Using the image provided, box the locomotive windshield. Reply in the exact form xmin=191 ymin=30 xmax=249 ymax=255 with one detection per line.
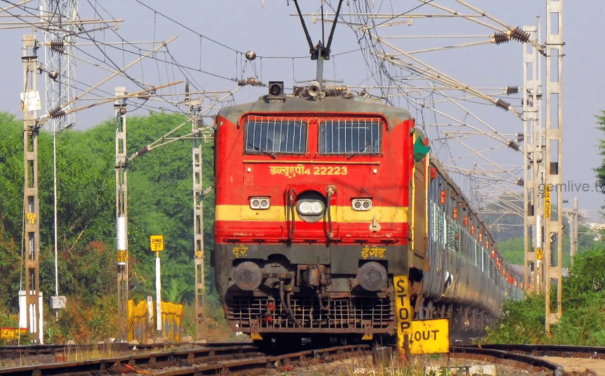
xmin=319 ymin=119 xmax=381 ymax=155
xmin=245 ymin=116 xmax=307 ymax=154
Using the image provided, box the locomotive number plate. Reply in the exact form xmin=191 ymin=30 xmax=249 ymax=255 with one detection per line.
xmin=311 ymin=166 xmax=348 ymax=175
xmin=393 ymin=276 xmax=413 ymax=354
xmin=269 ymin=165 xmax=348 ymax=179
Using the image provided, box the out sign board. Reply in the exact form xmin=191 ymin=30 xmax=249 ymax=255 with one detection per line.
xmin=409 ymin=319 xmax=450 ymax=355
xmin=150 ymin=235 xmax=164 ymax=252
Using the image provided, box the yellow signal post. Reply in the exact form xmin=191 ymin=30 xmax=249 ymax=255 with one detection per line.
xmin=394 ymin=276 xmax=413 ymax=361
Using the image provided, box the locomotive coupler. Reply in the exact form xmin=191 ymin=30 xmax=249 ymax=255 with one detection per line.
xmin=298 ymin=265 xmax=331 ymax=289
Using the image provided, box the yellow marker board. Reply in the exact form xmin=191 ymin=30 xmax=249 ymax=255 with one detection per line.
xmin=393 ymin=276 xmax=413 ymax=353
xmin=409 ymin=319 xmax=450 ymax=355
xmin=150 ymin=235 xmax=164 ymax=252
xmin=544 ymin=184 xmax=551 ymax=219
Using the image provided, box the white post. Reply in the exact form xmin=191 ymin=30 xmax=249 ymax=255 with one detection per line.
xmin=18 ymin=291 xmax=26 ymax=329
xmin=147 ymin=295 xmax=153 ymax=327
xmin=38 ymin=292 xmax=44 ymax=344
xmin=156 ymin=252 xmax=162 ymax=336
xmin=53 ymin=122 xmax=59 ymax=323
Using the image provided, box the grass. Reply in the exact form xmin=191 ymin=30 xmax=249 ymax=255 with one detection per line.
xmin=0 ymin=344 xmax=180 ymax=369
xmin=283 ymin=352 xmax=484 ymax=376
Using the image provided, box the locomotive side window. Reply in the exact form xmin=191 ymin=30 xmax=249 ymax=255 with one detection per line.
xmin=319 ymin=119 xmax=381 ymax=155
xmin=245 ymin=116 xmax=308 ymax=154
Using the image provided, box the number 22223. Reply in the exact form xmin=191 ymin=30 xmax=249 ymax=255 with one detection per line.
xmin=313 ymin=166 xmax=348 ymax=175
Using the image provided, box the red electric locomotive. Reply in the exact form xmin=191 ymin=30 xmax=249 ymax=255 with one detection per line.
xmin=213 ymin=87 xmax=416 ymax=342
xmin=211 ymin=2 xmax=523 ymax=345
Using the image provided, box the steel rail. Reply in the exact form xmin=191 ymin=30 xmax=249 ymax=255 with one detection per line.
xmin=465 ymin=344 xmax=605 ymax=358
xmin=0 ymin=342 xmax=197 ymax=359
xmin=0 ymin=344 xmax=368 ymax=376
xmin=452 ymin=346 xmax=564 ymax=376
xmin=0 ymin=344 xmax=258 ymax=375
xmin=153 ymin=344 xmax=369 ymax=376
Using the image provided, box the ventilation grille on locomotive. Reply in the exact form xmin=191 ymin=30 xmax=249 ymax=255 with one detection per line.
xmin=245 ymin=116 xmax=307 ymax=154
xmin=319 ymin=118 xmax=381 ymax=155
xmin=227 ymin=296 xmax=393 ymax=330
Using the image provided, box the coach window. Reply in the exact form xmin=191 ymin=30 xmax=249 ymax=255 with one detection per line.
xmin=319 ymin=118 xmax=381 ymax=155
xmin=245 ymin=116 xmax=308 ymax=154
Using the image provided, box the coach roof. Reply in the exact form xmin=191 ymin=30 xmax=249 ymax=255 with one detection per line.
xmin=216 ymin=95 xmax=412 ymax=130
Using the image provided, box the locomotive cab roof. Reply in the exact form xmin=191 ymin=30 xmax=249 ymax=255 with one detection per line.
xmin=216 ymin=95 xmax=413 ymax=131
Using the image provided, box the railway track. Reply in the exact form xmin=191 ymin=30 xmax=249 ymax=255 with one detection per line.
xmin=452 ymin=345 xmax=564 ymax=375
xmin=0 ymin=343 xmax=369 ymax=376
xmin=0 ymin=342 xmax=253 ymax=359
xmin=467 ymin=343 xmax=605 ymax=359
xmin=5 ymin=342 xmax=605 ymax=375
xmin=0 ymin=343 xmax=188 ymax=355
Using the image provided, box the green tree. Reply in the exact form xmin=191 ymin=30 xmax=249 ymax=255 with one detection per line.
xmin=0 ymin=111 xmax=220 ymax=342
xmin=487 ymin=247 xmax=605 ymax=345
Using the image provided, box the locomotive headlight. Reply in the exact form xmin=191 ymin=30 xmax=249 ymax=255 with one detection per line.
xmin=352 ymin=199 xmax=372 ymax=211
xmin=250 ymin=197 xmax=270 ymax=210
xmin=297 ymin=200 xmax=324 ymax=215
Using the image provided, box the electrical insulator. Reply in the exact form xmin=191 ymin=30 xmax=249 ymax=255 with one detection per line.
xmin=245 ymin=51 xmax=256 ymax=61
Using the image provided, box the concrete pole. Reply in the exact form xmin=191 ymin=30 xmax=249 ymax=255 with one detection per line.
xmin=188 ymin=83 xmax=205 ymax=341
xmin=522 ymin=24 xmax=542 ymax=294
xmin=544 ymin=0 xmax=564 ymax=332
xmin=115 ymin=87 xmax=129 ymax=341
xmin=570 ymin=198 xmax=578 ymax=260
xmin=21 ymin=34 xmax=43 ymax=344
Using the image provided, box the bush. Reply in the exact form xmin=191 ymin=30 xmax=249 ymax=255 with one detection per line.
xmin=487 ymin=247 xmax=605 ymax=345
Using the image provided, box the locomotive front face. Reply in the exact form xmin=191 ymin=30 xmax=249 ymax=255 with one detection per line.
xmin=213 ymin=96 xmax=414 ymax=339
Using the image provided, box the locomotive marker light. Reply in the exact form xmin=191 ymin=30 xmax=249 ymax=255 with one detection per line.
xmin=250 ymin=197 xmax=270 ymax=210
xmin=233 ymin=261 xmax=263 ymax=291
xmin=357 ymin=262 xmax=388 ymax=292
xmin=352 ymin=198 xmax=372 ymax=211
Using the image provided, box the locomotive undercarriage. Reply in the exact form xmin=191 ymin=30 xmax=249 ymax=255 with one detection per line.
xmin=214 ymin=243 xmax=408 ymax=338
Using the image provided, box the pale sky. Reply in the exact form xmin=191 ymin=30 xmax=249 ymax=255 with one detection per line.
xmin=0 ymin=0 xmax=603 ymax=221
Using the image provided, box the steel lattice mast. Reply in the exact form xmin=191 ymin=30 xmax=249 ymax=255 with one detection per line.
xmin=42 ymin=0 xmax=77 ymax=130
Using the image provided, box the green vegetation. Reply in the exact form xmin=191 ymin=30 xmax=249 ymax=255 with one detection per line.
xmin=487 ymin=111 xmax=605 ymax=345
xmin=487 ymin=247 xmax=605 ymax=345
xmin=0 ymin=111 xmax=223 ymax=343
xmin=497 ymin=232 xmax=601 ymax=268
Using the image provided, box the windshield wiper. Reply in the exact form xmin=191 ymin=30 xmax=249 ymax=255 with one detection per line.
xmin=248 ymin=143 xmax=277 ymax=159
